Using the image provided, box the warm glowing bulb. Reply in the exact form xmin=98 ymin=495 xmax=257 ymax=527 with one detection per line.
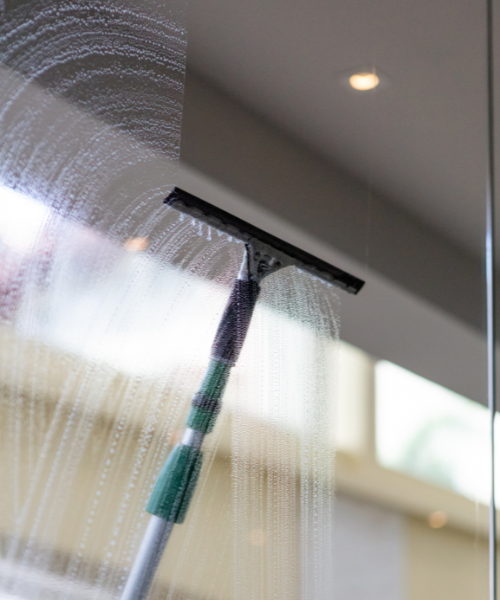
xmin=349 ymin=72 xmax=380 ymax=91
xmin=428 ymin=510 xmax=448 ymax=529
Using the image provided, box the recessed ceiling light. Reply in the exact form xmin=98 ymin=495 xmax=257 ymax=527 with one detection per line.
xmin=349 ymin=72 xmax=380 ymax=91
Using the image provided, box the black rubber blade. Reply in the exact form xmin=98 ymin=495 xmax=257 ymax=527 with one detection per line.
xmin=164 ymin=188 xmax=365 ymax=295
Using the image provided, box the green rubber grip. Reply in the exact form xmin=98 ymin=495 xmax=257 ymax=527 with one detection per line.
xmin=188 ymin=359 xmax=232 ymax=434
xmin=186 ymin=406 xmax=219 ymax=434
xmin=146 ymin=444 xmax=203 ymax=524
xmin=198 ymin=359 xmax=231 ymax=402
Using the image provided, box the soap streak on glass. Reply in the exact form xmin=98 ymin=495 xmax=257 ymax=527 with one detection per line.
xmin=0 ymin=2 xmax=342 ymax=599
xmin=0 ymin=0 xmax=189 ymax=597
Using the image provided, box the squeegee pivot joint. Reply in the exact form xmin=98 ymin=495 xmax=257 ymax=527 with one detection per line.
xmin=241 ymin=238 xmax=294 ymax=283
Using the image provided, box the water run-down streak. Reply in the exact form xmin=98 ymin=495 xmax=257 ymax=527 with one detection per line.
xmin=0 ymin=2 xmax=189 ymax=596
xmin=0 ymin=5 xmax=346 ymax=598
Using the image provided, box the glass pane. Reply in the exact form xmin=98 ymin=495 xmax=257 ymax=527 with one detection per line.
xmin=0 ymin=0 xmax=494 ymax=598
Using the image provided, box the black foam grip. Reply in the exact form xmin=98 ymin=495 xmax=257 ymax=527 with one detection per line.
xmin=211 ymin=280 xmax=260 ymax=365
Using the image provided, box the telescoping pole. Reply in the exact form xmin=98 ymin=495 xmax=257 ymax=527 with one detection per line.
xmin=121 ymin=246 xmax=269 ymax=600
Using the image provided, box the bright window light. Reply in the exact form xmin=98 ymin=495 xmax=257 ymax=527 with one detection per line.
xmin=376 ymin=360 xmax=492 ymax=504
xmin=0 ymin=185 xmax=51 ymax=253
xmin=0 ymin=183 xmax=333 ymax=437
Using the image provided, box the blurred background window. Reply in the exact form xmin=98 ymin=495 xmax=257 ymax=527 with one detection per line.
xmin=376 ymin=360 xmax=491 ymax=504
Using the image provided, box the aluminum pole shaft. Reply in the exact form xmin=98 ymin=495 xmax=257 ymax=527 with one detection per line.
xmin=120 ymin=249 xmax=276 ymax=600
xmin=120 ymin=517 xmax=174 ymax=600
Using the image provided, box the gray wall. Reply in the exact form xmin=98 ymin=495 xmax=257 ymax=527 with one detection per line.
xmin=331 ymin=494 xmax=405 ymax=600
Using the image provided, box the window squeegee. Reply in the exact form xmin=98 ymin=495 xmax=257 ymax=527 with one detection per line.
xmin=120 ymin=188 xmax=364 ymax=600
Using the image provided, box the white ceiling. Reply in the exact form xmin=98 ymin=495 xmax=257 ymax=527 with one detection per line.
xmin=186 ymin=0 xmax=490 ymax=258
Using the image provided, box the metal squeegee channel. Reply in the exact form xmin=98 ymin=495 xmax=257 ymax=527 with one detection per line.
xmin=164 ymin=188 xmax=365 ymax=294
